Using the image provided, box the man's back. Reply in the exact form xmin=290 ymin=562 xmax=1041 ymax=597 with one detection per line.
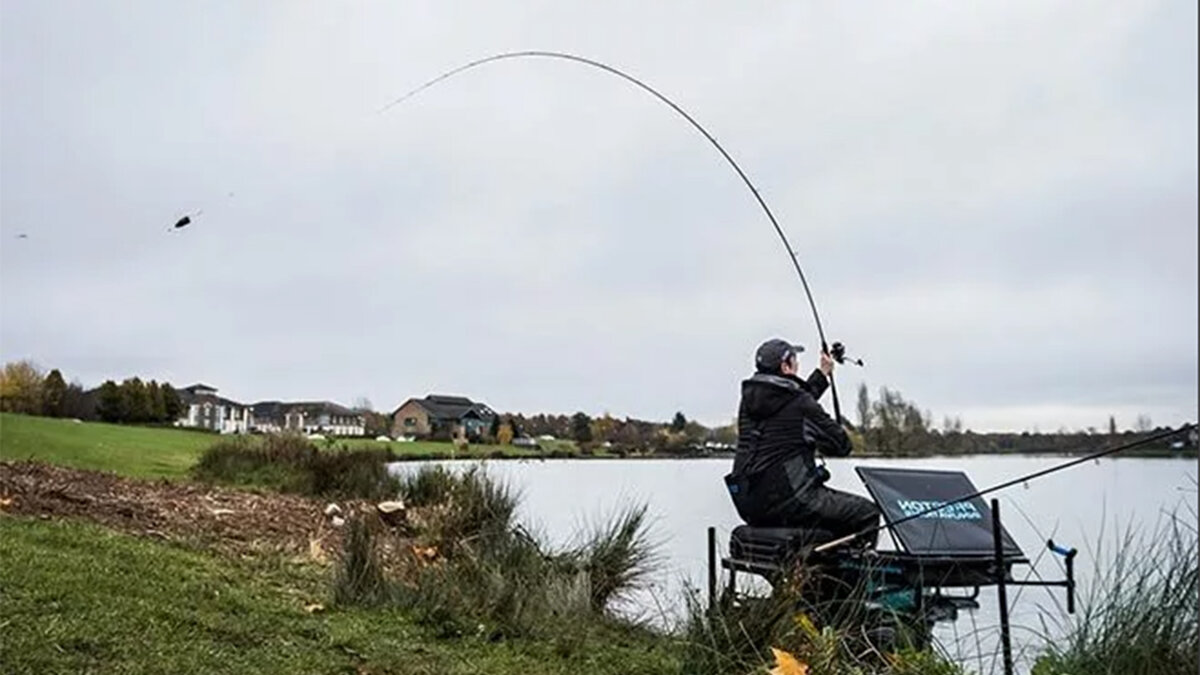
xmin=725 ymin=338 xmax=877 ymax=542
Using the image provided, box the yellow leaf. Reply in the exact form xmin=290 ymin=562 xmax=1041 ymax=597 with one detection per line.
xmin=768 ymin=647 xmax=809 ymax=675
xmin=793 ymin=611 xmax=818 ymax=638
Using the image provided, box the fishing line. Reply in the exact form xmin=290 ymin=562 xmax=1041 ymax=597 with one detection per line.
xmin=380 ymin=50 xmax=848 ymax=418
xmin=815 ymin=423 xmax=1197 ymax=552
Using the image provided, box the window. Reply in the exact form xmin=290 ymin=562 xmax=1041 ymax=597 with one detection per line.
xmin=404 ymin=417 xmax=417 ymax=427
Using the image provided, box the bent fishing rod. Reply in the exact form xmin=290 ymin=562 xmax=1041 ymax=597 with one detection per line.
xmin=813 ymin=422 xmax=1198 ymax=553
xmin=380 ymin=50 xmax=859 ymax=422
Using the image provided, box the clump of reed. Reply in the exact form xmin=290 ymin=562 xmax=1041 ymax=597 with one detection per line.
xmin=1032 ymin=504 xmax=1198 ymax=675
xmin=333 ymin=465 xmax=661 ymax=645
xmin=192 ymin=434 xmax=400 ymax=500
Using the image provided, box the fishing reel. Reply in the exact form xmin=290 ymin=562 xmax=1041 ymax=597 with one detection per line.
xmin=829 ymin=341 xmax=864 ymax=367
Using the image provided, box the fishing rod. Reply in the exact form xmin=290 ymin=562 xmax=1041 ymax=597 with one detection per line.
xmin=380 ymin=50 xmax=861 ymax=422
xmin=813 ymin=422 xmax=1198 ymax=553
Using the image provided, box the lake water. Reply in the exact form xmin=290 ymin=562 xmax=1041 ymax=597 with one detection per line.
xmin=390 ymin=455 xmax=1197 ymax=674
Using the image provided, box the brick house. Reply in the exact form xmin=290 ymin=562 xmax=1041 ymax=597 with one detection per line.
xmin=391 ymin=394 xmax=496 ymax=440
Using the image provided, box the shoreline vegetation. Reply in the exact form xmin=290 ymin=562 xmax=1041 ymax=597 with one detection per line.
xmin=2 ymin=360 xmax=1195 ymax=462
xmin=0 ymin=414 xmax=1193 ymax=483
xmin=2 ymin=412 xmax=1197 ymax=674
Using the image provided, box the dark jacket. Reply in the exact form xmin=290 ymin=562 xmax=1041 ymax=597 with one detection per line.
xmin=725 ymin=369 xmax=851 ymax=522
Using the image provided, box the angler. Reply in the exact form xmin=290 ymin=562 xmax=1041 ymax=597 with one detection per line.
xmin=724 ymin=338 xmax=879 ymax=547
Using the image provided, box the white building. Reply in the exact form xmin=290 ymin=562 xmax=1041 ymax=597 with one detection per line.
xmin=175 ymin=383 xmax=252 ymax=434
xmin=251 ymin=401 xmax=365 ymax=437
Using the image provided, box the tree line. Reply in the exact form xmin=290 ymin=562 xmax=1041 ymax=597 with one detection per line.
xmin=483 ymin=410 xmax=736 ymax=455
xmin=0 ymin=361 xmax=91 ymax=419
xmin=850 ymin=382 xmax=1183 ymax=456
xmin=0 ymin=360 xmax=185 ymax=425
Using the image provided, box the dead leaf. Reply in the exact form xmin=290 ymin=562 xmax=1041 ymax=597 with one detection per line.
xmin=304 ymin=603 xmax=325 ymax=614
xmin=768 ymin=647 xmax=809 ymax=675
xmin=308 ymin=537 xmax=328 ymax=564
xmin=0 ymin=496 xmax=14 ymax=510
xmin=411 ymin=544 xmax=439 ymax=563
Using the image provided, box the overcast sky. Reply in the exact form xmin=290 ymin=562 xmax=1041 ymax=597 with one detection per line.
xmin=1 ymin=1 xmax=1195 ymax=431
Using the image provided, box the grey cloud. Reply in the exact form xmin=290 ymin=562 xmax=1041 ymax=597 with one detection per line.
xmin=2 ymin=0 xmax=1195 ymax=431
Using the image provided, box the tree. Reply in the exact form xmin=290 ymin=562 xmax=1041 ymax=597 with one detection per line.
xmin=1108 ymin=415 xmax=1118 ymax=436
xmin=0 ymin=360 xmax=44 ymax=414
xmin=1135 ymin=414 xmax=1153 ymax=433
xmin=509 ymin=415 xmax=524 ymax=438
xmin=571 ymin=411 xmax=593 ymax=443
xmin=120 ymin=378 xmax=150 ymax=423
xmin=591 ymin=413 xmax=617 ymax=443
xmin=489 ymin=415 xmax=501 ymax=439
xmin=497 ymin=423 xmax=514 ymax=445
xmin=147 ymin=380 xmax=166 ymax=422
xmin=41 ymin=369 xmax=68 ymax=417
xmin=869 ymin=386 xmax=930 ymax=456
xmin=671 ymin=411 xmax=687 ymax=432
xmin=352 ymin=397 xmax=373 ymax=412
xmin=61 ymin=381 xmax=91 ymax=420
xmin=96 ymin=380 xmax=124 ymax=422
xmin=362 ymin=411 xmax=390 ymax=437
xmin=713 ymin=422 xmax=738 ymax=446
xmin=856 ymin=383 xmax=873 ymax=430
xmin=161 ymin=383 xmax=183 ymax=422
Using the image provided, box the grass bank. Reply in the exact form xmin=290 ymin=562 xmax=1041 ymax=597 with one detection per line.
xmin=0 ymin=413 xmax=584 ymax=483
xmin=0 ymin=412 xmax=216 ymax=478
xmin=0 ymin=516 xmax=677 ymax=674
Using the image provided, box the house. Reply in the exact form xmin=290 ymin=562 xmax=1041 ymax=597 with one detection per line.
xmin=391 ymin=394 xmax=496 ymax=440
xmin=175 ymin=383 xmax=252 ymax=434
xmin=250 ymin=401 xmax=365 ymax=436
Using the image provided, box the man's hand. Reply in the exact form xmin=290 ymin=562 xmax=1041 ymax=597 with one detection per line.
xmin=819 ymin=350 xmax=835 ymax=377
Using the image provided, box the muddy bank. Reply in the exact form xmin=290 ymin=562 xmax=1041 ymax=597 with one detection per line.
xmin=0 ymin=461 xmax=355 ymax=560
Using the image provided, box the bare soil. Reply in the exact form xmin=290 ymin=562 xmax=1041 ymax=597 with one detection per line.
xmin=0 ymin=460 xmax=363 ymax=561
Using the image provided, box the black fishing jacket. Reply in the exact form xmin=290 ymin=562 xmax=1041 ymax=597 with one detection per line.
xmin=726 ymin=370 xmax=852 ymax=521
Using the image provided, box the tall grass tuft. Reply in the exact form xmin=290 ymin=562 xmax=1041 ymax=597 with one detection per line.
xmin=192 ymin=434 xmax=400 ymax=499
xmin=336 ymin=465 xmax=660 ymax=643
xmin=396 ymin=464 xmax=518 ymax=544
xmin=571 ymin=504 xmax=660 ymax=613
xmin=333 ymin=517 xmax=388 ymax=606
xmin=1032 ymin=505 xmax=1199 ymax=675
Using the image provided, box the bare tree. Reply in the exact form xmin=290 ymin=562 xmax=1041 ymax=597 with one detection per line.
xmin=856 ymin=382 xmax=872 ymax=430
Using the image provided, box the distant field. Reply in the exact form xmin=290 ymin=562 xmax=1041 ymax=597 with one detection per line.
xmin=0 ymin=413 xmax=578 ymax=481
xmin=0 ymin=413 xmax=217 ymax=479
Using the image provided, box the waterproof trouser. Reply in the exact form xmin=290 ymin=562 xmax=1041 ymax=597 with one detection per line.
xmin=759 ymin=485 xmax=881 ymax=549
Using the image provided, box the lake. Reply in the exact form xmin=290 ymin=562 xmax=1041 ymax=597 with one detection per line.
xmin=390 ymin=455 xmax=1197 ymax=674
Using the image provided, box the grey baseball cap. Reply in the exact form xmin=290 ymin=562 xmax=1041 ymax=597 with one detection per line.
xmin=755 ymin=338 xmax=805 ymax=373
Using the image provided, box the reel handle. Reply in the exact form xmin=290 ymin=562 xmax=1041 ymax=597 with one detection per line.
xmin=829 ymin=341 xmax=864 ymax=367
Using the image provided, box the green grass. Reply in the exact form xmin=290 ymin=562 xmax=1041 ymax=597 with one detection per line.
xmin=0 ymin=413 xmax=584 ymax=483
xmin=0 ymin=516 xmax=680 ymax=675
xmin=0 ymin=412 xmax=217 ymax=478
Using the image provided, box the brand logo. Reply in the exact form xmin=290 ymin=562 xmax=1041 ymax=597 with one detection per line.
xmin=896 ymin=499 xmax=982 ymax=521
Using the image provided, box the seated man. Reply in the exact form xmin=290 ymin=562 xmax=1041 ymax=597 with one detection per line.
xmin=724 ymin=338 xmax=880 ymax=548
